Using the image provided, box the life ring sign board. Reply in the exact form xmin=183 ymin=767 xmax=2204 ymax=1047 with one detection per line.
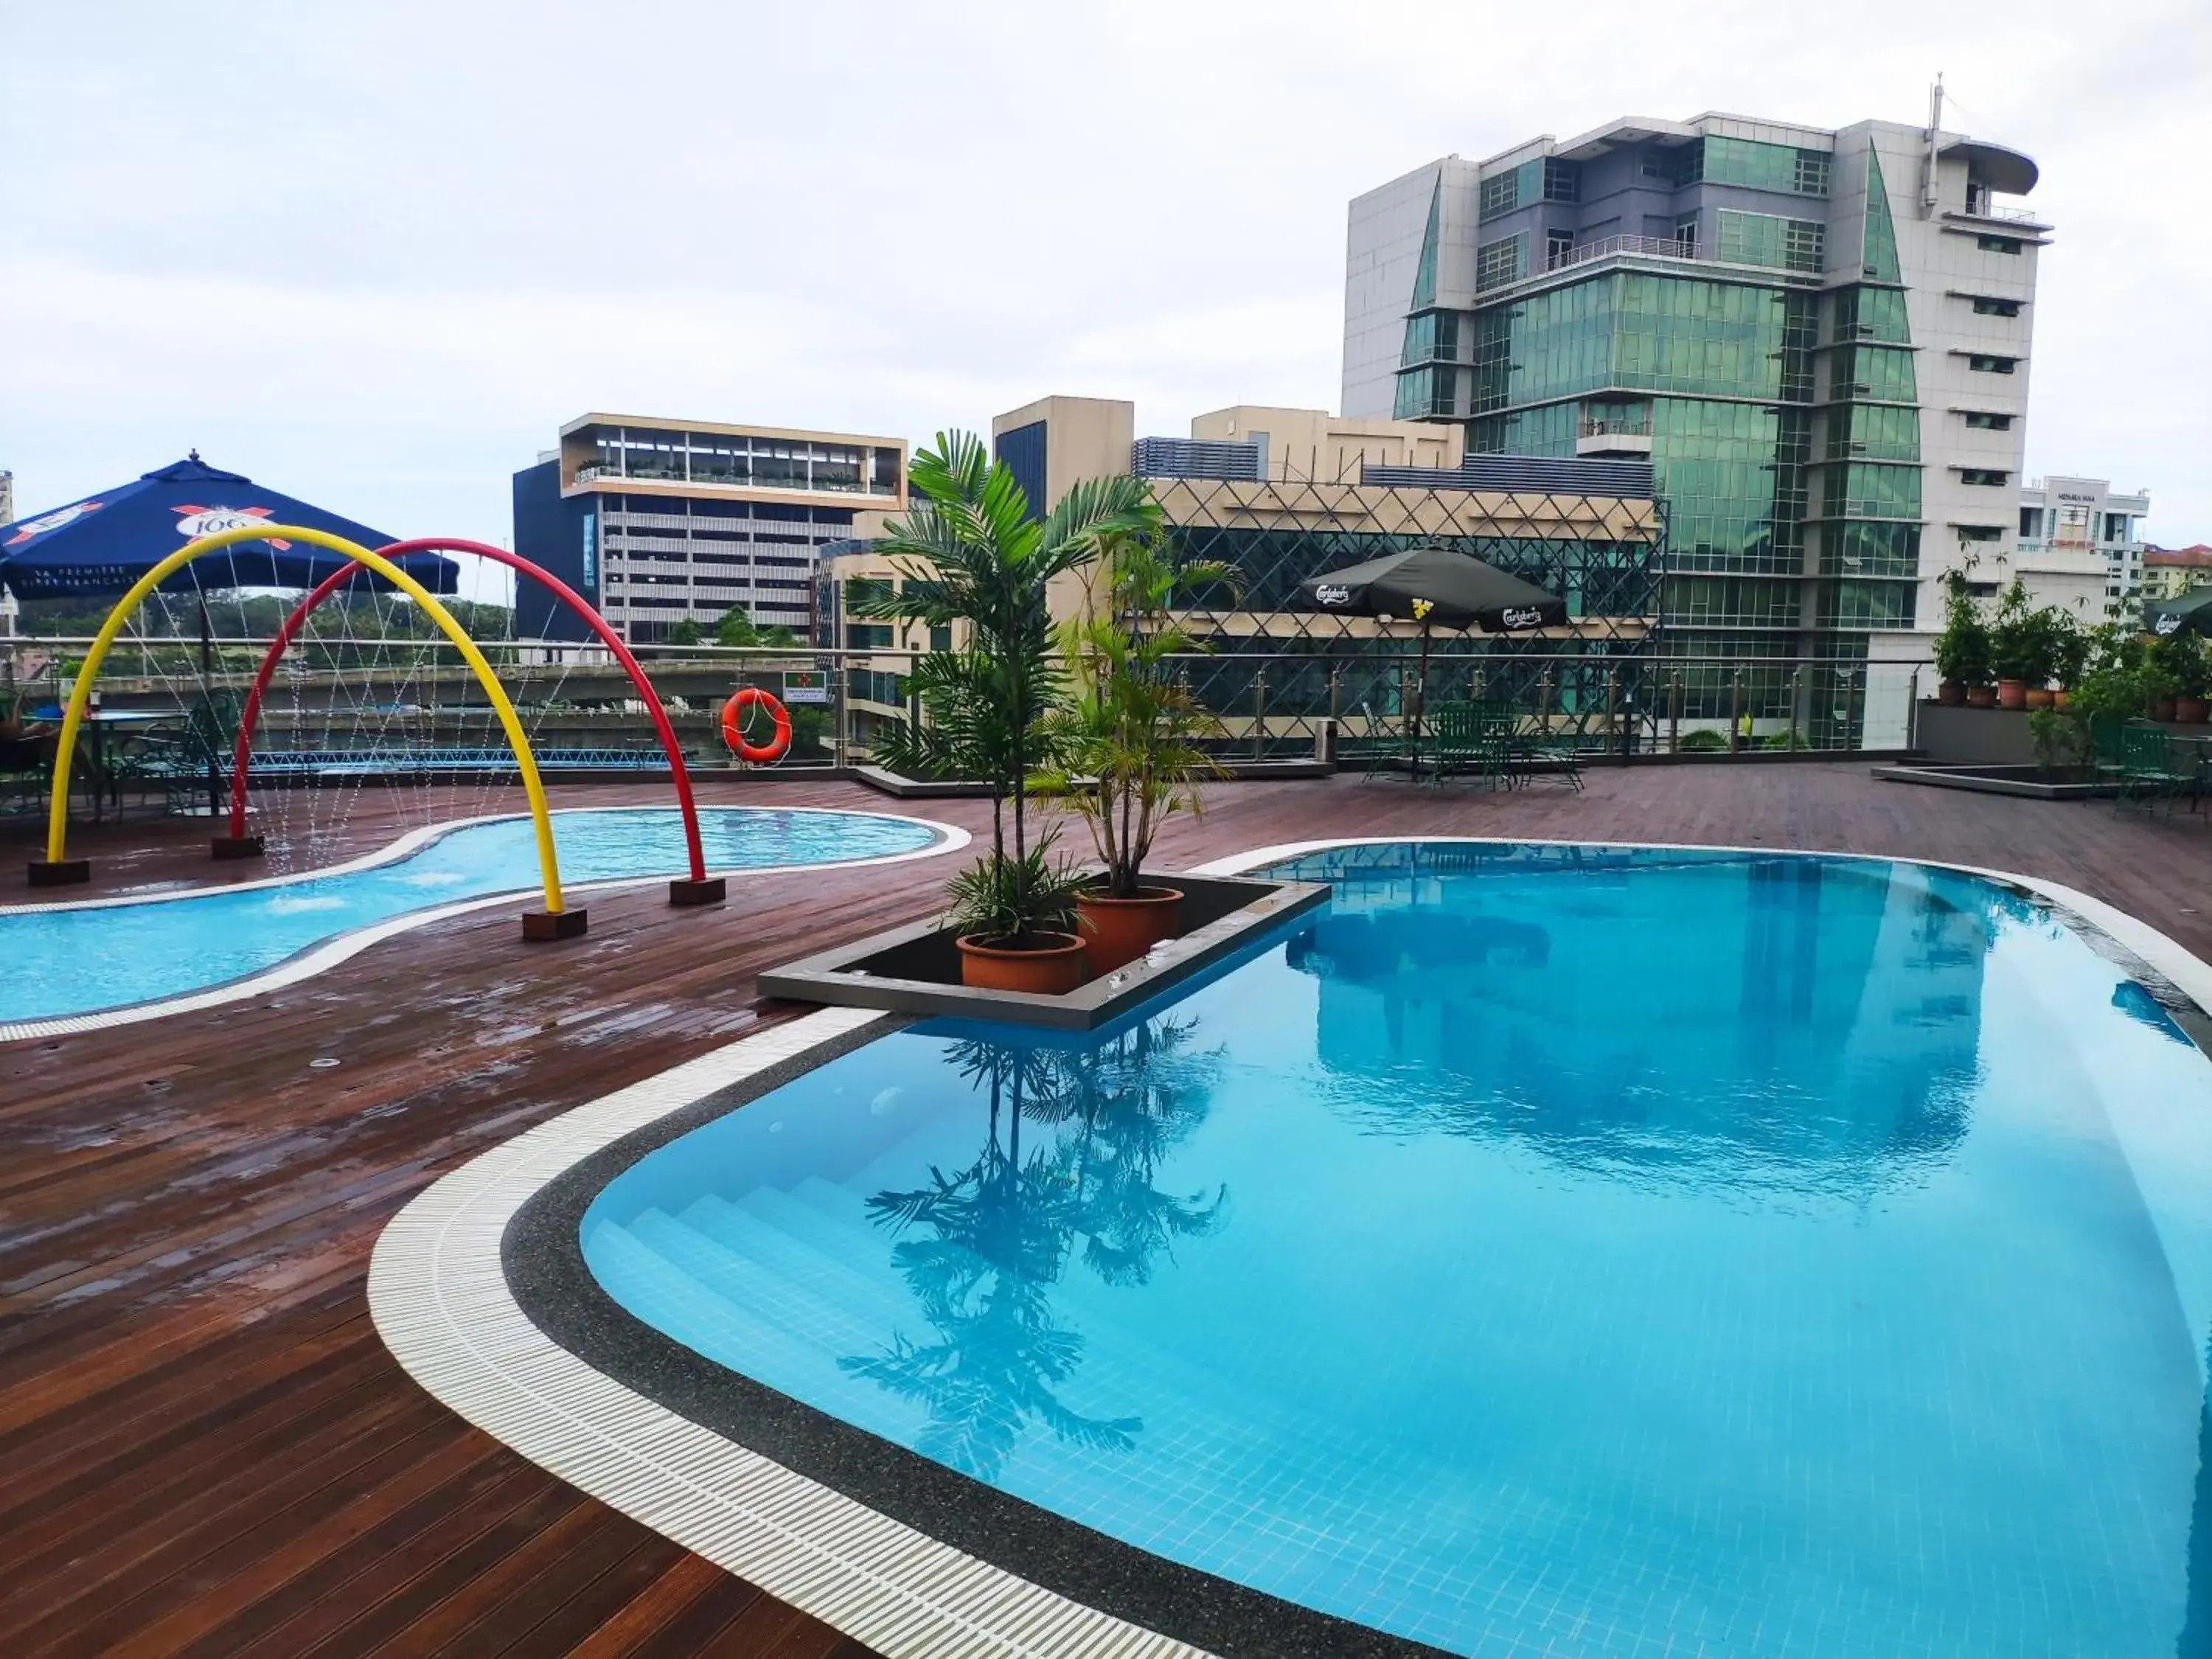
xmin=721 ymin=687 xmax=793 ymax=764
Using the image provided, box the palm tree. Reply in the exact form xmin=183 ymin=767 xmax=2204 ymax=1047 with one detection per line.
xmin=1036 ymin=528 xmax=1239 ymax=898
xmin=859 ymin=433 xmax=1158 ymax=944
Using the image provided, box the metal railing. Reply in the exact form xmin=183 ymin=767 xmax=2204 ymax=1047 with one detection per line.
xmin=1 ymin=635 xmax=1935 ymax=796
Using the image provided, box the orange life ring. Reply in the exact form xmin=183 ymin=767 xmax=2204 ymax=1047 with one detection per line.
xmin=720 ymin=687 xmax=792 ymax=764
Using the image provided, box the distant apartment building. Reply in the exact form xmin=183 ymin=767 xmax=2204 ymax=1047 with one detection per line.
xmin=512 ymin=415 xmax=905 ymax=644
xmin=821 ymin=394 xmax=1669 ymax=754
xmin=2011 ymin=476 xmax=2150 ymax=611
xmin=1343 ymin=102 xmax=2045 ymax=667
xmin=0 ymin=471 xmax=15 ymax=630
xmin=2143 ymin=545 xmax=2212 ymax=602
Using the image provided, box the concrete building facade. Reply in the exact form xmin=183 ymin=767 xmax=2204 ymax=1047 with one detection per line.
xmin=512 ymin=414 xmax=905 ymax=644
xmin=1342 ymin=102 xmax=2046 ymax=667
xmin=2014 ymin=476 xmax=2151 ymax=611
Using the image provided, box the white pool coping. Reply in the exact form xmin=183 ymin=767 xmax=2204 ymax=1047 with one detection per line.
xmin=369 ymin=1005 xmax=1201 ymax=1659
xmin=368 ymin=833 xmax=2212 ymax=1659
xmin=0 ymin=804 xmax=967 ymax=1046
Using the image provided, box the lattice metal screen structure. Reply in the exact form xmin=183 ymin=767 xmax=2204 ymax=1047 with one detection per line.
xmin=1145 ymin=475 xmax=1666 ymax=757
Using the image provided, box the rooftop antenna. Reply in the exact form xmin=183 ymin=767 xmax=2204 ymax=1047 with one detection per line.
xmin=1919 ymin=72 xmax=1944 ymax=218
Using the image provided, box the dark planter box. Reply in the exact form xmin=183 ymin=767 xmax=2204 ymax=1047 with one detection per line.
xmin=1872 ymin=762 xmax=2110 ymax=801
xmin=758 ymin=871 xmax=1329 ymax=1030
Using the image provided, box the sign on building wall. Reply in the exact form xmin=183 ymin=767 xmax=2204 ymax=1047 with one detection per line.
xmin=580 ymin=511 xmax=598 ymax=591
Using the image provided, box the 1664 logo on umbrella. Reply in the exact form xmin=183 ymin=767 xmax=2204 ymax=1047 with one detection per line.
xmin=173 ymin=504 xmax=293 ymax=549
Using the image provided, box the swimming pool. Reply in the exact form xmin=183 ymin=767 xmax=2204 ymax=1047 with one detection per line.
xmin=0 ymin=806 xmax=951 ymax=1029
xmin=577 ymin=841 xmax=2212 ymax=1658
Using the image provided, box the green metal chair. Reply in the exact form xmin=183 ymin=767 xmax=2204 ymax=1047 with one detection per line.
xmin=2116 ymin=723 xmax=2196 ymax=815
xmin=1506 ymin=707 xmax=1585 ymax=792
xmin=1427 ymin=702 xmax=1514 ymax=791
xmin=2086 ymin=714 xmax=2129 ymax=790
xmin=1358 ymin=700 xmax=1424 ymax=779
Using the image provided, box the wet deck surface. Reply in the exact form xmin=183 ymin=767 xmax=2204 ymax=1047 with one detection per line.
xmin=5 ymin=765 xmax=2211 ymax=1656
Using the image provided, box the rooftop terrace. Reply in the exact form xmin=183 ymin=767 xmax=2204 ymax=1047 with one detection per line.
xmin=6 ymin=765 xmax=2211 ymax=1655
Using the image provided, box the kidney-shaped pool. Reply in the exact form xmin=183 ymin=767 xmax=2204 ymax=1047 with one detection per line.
xmin=0 ymin=805 xmax=950 ymax=1027
xmin=576 ymin=842 xmax=2212 ymax=1657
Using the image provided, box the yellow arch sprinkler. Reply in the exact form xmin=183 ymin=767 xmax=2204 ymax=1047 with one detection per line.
xmin=25 ymin=524 xmax=586 ymax=942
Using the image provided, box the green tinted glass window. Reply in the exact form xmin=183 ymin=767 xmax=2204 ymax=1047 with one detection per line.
xmin=1823 ymin=521 xmax=1921 ymax=577
xmin=1717 ymin=210 xmax=1824 ymax=273
xmin=1826 ymin=403 xmax=1920 ymax=460
xmin=1861 ymin=147 xmax=1901 ymax=282
xmin=1411 ymin=179 xmax=1441 ymax=308
xmin=1831 ymin=344 xmax=1917 ymax=403
xmin=1820 ymin=462 xmax=1921 ymax=520
xmin=1703 ymin=134 xmax=1831 ymax=196
xmin=1831 ymin=285 xmax=1910 ymax=344
xmin=1475 ymin=234 xmax=1526 ymax=291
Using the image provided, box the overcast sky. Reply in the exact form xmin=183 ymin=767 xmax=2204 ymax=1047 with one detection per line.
xmin=5 ymin=0 xmax=2208 ymax=600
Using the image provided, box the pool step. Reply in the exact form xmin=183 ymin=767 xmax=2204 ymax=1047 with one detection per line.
xmin=622 ymin=1206 xmax=896 ymax=1391
xmin=673 ymin=1194 xmax=921 ymax=1354
xmin=585 ymin=1210 xmax=832 ymax=1387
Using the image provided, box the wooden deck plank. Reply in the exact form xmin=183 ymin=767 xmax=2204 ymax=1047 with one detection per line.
xmin=7 ymin=768 xmax=2212 ymax=1656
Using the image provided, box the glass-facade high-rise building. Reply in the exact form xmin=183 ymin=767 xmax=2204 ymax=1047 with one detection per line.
xmin=1343 ymin=111 xmax=2048 ymax=690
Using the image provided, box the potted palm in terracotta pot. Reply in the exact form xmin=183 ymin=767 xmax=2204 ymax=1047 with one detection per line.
xmin=860 ymin=432 xmax=1160 ymax=995
xmin=1038 ymin=529 xmax=1236 ymax=973
xmin=1988 ymin=580 xmax=2039 ymax=711
xmin=1933 ymin=571 xmax=1991 ymax=707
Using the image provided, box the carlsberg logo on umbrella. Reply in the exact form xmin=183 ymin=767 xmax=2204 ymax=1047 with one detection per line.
xmin=1500 ymin=606 xmax=1545 ymax=630
xmin=1315 ymin=583 xmax=1352 ymax=605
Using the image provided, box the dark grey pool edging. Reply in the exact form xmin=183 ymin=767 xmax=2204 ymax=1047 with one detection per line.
xmin=500 ymin=1012 xmax=1450 ymax=1659
xmin=758 ymin=872 xmax=1330 ymax=1030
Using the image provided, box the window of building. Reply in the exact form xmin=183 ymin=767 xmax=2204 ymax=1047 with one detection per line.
xmin=1545 ymin=229 xmax=1575 ymax=268
xmin=1961 ymin=411 xmax=2014 ymax=430
xmin=1716 ymin=209 xmax=1823 ymax=273
xmin=1957 ymin=525 xmax=2004 ymax=542
xmin=1697 ymin=134 xmax=1829 ymax=197
xmin=1542 ymin=158 xmax=1579 ymax=203
xmin=2104 ymin=512 xmax=2133 ymax=542
xmin=811 ymin=445 xmax=863 ymax=493
xmin=2020 ymin=507 xmax=2043 ymax=537
xmin=1478 ymin=169 xmax=1520 ymax=220
xmin=1976 ymin=234 xmax=2024 ymax=254
xmin=1960 ymin=468 xmax=2008 ymax=486
xmin=1475 ymin=234 xmax=1526 ymax=291
xmin=1793 ymin=150 xmax=1831 ymax=196
xmin=1966 ymin=354 xmax=2017 ymax=374
xmin=1970 ymin=296 xmax=2023 ymax=317
xmin=872 ymin=447 xmax=901 ymax=493
xmin=1673 ymin=212 xmax=1699 ymax=254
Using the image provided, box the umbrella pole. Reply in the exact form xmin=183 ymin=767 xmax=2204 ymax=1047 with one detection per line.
xmin=201 ymin=597 xmax=221 ymax=818
xmin=1413 ymin=621 xmax=1432 ymax=745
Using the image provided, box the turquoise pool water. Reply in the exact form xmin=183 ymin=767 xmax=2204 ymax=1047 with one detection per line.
xmin=0 ymin=807 xmax=942 ymax=1026
xmin=582 ymin=843 xmax=2212 ymax=1657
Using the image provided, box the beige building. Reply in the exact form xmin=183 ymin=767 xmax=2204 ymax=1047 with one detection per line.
xmin=512 ymin=414 xmax=906 ymax=644
xmin=2143 ymin=546 xmax=2212 ymax=603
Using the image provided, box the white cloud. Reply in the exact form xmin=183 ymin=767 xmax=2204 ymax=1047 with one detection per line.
xmin=2 ymin=0 xmax=2207 ymax=545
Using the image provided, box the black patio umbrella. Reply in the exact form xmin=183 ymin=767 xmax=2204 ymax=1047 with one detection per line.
xmin=2145 ymin=590 xmax=2212 ymax=639
xmin=1295 ymin=545 xmax=1568 ymax=736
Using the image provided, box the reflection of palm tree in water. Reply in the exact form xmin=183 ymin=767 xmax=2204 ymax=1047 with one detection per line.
xmin=840 ymin=1018 xmax=1227 ymax=1479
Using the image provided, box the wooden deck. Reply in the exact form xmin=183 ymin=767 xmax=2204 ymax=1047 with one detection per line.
xmin=6 ymin=764 xmax=2212 ymax=1657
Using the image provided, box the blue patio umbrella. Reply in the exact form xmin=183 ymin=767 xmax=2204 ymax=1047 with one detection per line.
xmin=0 ymin=453 xmax=457 ymax=599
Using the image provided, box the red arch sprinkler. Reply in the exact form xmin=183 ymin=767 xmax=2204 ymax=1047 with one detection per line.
xmin=217 ymin=537 xmax=724 ymax=907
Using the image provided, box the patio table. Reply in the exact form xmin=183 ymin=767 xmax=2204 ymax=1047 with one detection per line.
xmin=29 ymin=704 xmax=181 ymax=823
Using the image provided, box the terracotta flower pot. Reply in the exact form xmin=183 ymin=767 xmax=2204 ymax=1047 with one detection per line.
xmin=2154 ymin=698 xmax=2179 ymax=723
xmin=956 ymin=931 xmax=1089 ymax=995
xmin=2023 ymin=687 xmax=2055 ymax=711
xmin=1937 ymin=681 xmax=1967 ymax=706
xmin=2180 ymin=698 xmax=2211 ymax=726
xmin=1966 ymin=685 xmax=1997 ymax=709
xmin=2053 ymin=689 xmax=2071 ymax=710
xmin=1075 ymin=886 xmax=1184 ymax=973
xmin=1996 ymin=679 xmax=2027 ymax=710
